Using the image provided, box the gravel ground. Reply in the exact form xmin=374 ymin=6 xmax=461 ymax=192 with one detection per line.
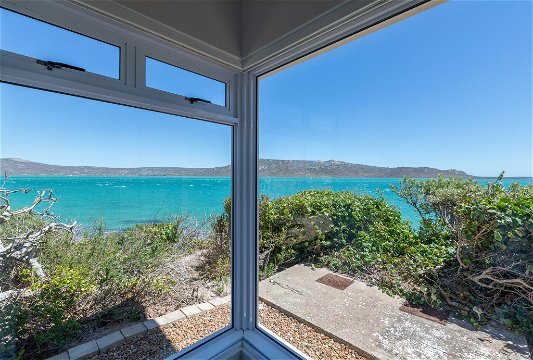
xmin=89 ymin=303 xmax=366 ymax=360
xmin=59 ymin=251 xmax=228 ymax=354
xmin=141 ymin=251 xmax=228 ymax=319
xmin=88 ymin=305 xmax=231 ymax=360
xmin=259 ymin=303 xmax=366 ymax=360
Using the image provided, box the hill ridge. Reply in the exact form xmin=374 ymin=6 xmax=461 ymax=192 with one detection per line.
xmin=0 ymin=158 xmax=470 ymax=178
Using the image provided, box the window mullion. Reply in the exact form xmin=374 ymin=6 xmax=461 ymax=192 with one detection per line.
xmin=134 ymin=46 xmax=146 ymax=89
xmin=124 ymin=43 xmax=135 ymax=87
xmin=232 ymin=71 xmax=258 ymax=331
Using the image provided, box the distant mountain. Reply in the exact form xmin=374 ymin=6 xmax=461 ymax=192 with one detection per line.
xmin=257 ymin=159 xmax=469 ymax=178
xmin=0 ymin=158 xmax=470 ymax=178
xmin=0 ymin=158 xmax=231 ymax=177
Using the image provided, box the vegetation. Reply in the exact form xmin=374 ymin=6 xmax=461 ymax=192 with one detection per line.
xmin=257 ymin=190 xmax=419 ymax=279
xmin=209 ymin=178 xmax=532 ymax=337
xmin=391 ymin=176 xmax=532 ymax=334
xmin=201 ymin=198 xmax=231 ymax=285
xmin=0 ymin=187 xmax=195 ymax=359
xmin=2 ymin=176 xmax=531 ymax=359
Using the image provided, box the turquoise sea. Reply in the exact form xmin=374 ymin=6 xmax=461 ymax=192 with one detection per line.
xmin=4 ymin=177 xmax=532 ymax=230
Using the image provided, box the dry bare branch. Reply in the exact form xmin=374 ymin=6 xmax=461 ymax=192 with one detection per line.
xmin=469 ymin=267 xmax=533 ymax=305
xmin=1 ymin=222 xmax=76 ymax=290
xmin=1 ymin=183 xmax=76 ymax=291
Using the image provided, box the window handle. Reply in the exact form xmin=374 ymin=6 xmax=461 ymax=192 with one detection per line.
xmin=37 ymin=59 xmax=86 ymax=72
xmin=184 ymin=97 xmax=211 ymax=105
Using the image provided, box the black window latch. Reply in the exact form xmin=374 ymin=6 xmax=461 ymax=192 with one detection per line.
xmin=184 ymin=97 xmax=211 ymax=105
xmin=37 ymin=59 xmax=86 ymax=72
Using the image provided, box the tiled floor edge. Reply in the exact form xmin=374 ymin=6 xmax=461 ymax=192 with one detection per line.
xmin=46 ymin=295 xmax=231 ymax=360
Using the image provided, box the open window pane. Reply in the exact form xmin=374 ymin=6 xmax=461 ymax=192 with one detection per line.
xmin=0 ymin=8 xmax=120 ymax=79
xmin=0 ymin=83 xmax=232 ymax=359
xmin=258 ymin=1 xmax=532 ymax=359
xmin=146 ymin=57 xmax=226 ymax=107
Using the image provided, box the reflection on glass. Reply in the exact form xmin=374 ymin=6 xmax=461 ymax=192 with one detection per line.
xmin=146 ymin=57 xmax=226 ymax=107
xmin=0 ymin=83 xmax=231 ymax=359
xmin=0 ymin=8 xmax=120 ymax=79
xmin=257 ymin=1 xmax=532 ymax=359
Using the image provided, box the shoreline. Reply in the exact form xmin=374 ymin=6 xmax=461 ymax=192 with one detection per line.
xmin=3 ymin=175 xmax=532 ymax=180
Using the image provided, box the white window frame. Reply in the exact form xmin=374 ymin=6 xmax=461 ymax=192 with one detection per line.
xmin=0 ymin=0 xmax=436 ymax=358
xmin=229 ymin=2 xmax=437 ymax=359
xmin=142 ymin=50 xmax=234 ymax=110
xmin=0 ymin=0 xmax=237 ymax=125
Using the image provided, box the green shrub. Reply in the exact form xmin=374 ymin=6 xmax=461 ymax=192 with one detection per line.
xmin=40 ymin=220 xmax=184 ymax=292
xmin=123 ymin=220 xmax=183 ymax=245
xmin=259 ymin=190 xmax=420 ymax=279
xmin=201 ymin=198 xmax=231 ymax=282
xmin=17 ymin=266 xmax=95 ymax=352
xmin=208 ymin=180 xmax=531 ymax=337
xmin=209 ymin=190 xmax=420 ymax=279
xmin=393 ymin=177 xmax=532 ymax=334
xmin=2 ymin=215 xmax=187 ymax=359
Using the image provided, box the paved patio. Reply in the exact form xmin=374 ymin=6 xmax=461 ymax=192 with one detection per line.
xmin=259 ymin=265 xmax=530 ymax=360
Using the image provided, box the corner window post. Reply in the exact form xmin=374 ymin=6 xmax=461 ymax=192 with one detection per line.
xmin=232 ymin=71 xmax=258 ymax=331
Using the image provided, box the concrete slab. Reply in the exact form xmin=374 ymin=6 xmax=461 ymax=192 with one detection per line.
xmin=158 ymin=309 xmax=186 ymax=325
xmin=181 ymin=304 xmax=202 ymax=317
xmin=68 ymin=340 xmax=99 ymax=360
xmin=96 ymin=331 xmax=124 ymax=352
xmin=209 ymin=297 xmax=227 ymax=306
xmin=259 ymin=264 xmax=530 ymax=360
xmin=197 ymin=302 xmax=215 ymax=311
xmin=120 ymin=322 xmax=147 ymax=339
xmin=45 ymin=352 xmax=69 ymax=360
xmin=143 ymin=318 xmax=161 ymax=330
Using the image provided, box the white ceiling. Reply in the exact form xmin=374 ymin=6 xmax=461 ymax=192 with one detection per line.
xmin=77 ymin=0 xmax=377 ymax=69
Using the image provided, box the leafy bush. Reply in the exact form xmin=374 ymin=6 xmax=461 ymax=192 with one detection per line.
xmin=17 ymin=266 xmax=94 ymax=353
xmin=208 ymin=180 xmax=532 ymax=336
xmin=259 ymin=190 xmax=421 ymax=279
xmin=392 ymin=177 xmax=533 ymax=334
xmin=209 ymin=190 xmax=420 ymax=279
xmin=41 ymin=221 xmax=182 ymax=288
xmin=1 ymin=215 xmax=188 ymax=359
xmin=202 ymin=198 xmax=231 ymax=282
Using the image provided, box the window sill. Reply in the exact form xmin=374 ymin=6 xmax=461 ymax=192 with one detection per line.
xmin=167 ymin=327 xmax=308 ymax=360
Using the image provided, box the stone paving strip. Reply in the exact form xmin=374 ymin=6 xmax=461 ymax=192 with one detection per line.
xmin=46 ymin=295 xmax=230 ymax=360
xmin=260 ymin=265 xmax=531 ymax=360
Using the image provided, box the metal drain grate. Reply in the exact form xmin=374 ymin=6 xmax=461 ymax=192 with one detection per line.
xmin=400 ymin=302 xmax=448 ymax=324
xmin=316 ymin=273 xmax=354 ymax=290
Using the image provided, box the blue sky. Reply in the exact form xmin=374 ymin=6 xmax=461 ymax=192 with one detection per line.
xmin=0 ymin=84 xmax=232 ymax=168
xmin=1 ymin=1 xmax=532 ymax=176
xmin=0 ymin=7 xmax=231 ymax=169
xmin=260 ymin=0 xmax=532 ymax=177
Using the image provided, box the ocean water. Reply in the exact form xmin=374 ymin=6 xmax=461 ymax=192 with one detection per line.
xmin=3 ymin=176 xmax=532 ymax=230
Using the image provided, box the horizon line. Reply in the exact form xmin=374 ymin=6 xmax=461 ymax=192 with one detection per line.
xmin=1 ymin=157 xmax=532 ymax=178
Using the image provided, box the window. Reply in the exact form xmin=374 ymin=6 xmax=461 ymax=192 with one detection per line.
xmin=0 ymin=7 xmax=120 ymax=79
xmin=258 ymin=1 xmax=532 ymax=359
xmin=0 ymin=83 xmax=232 ymax=359
xmin=146 ymin=57 xmax=226 ymax=107
xmin=2 ymin=0 xmax=531 ymax=358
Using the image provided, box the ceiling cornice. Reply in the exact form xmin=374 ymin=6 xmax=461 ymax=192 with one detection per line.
xmin=68 ymin=0 xmax=436 ymax=72
xmin=71 ymin=0 xmax=243 ymax=70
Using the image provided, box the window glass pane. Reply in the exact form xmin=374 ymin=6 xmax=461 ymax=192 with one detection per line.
xmin=258 ymin=1 xmax=532 ymax=359
xmin=146 ymin=57 xmax=226 ymax=107
xmin=0 ymin=8 xmax=120 ymax=79
xmin=0 ymin=83 xmax=231 ymax=359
